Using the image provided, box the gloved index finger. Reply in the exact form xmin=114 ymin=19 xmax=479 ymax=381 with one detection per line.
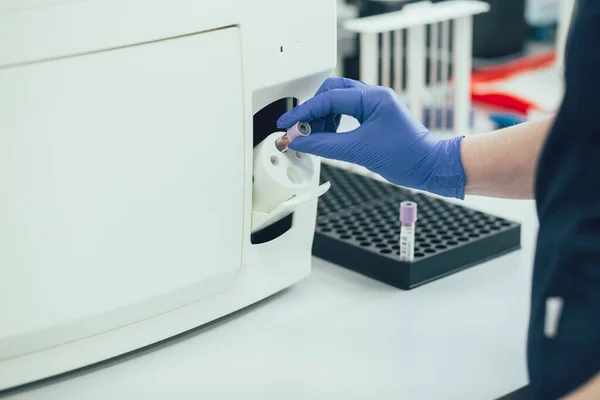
xmin=313 ymin=78 xmax=363 ymax=133
xmin=315 ymin=77 xmax=364 ymax=96
xmin=277 ymin=88 xmax=365 ymax=129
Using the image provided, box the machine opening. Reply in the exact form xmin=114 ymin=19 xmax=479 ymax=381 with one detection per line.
xmin=250 ymin=214 xmax=293 ymax=245
xmin=251 ymin=97 xmax=299 ymax=245
xmin=253 ymin=97 xmax=298 ymax=147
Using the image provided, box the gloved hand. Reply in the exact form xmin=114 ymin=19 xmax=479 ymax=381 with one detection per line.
xmin=277 ymin=77 xmax=467 ymax=199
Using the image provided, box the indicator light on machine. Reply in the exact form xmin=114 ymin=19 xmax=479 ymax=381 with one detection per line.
xmin=275 ymin=121 xmax=311 ymax=152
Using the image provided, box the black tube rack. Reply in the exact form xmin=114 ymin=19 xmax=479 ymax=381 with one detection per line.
xmin=313 ymin=164 xmax=522 ymax=289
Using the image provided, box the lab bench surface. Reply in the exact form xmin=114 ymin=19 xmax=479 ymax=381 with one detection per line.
xmin=2 ymin=196 xmax=538 ymax=400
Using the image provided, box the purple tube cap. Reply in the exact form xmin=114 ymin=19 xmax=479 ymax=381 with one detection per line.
xmin=399 ymin=201 xmax=418 ymax=224
xmin=286 ymin=121 xmax=311 ymax=142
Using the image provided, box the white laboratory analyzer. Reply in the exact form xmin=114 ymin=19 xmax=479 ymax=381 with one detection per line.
xmin=0 ymin=0 xmax=336 ymax=390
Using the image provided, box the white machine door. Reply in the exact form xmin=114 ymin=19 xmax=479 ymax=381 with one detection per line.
xmin=0 ymin=27 xmax=245 ymax=360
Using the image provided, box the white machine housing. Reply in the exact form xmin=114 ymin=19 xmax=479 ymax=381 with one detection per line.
xmin=0 ymin=0 xmax=336 ymax=390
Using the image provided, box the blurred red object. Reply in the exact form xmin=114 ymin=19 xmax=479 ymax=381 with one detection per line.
xmin=470 ymin=52 xmax=556 ymax=115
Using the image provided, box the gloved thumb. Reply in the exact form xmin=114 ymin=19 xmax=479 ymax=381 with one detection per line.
xmin=287 ymin=131 xmax=347 ymax=159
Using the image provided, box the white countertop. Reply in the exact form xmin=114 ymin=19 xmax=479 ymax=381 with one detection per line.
xmin=3 ymin=195 xmax=538 ymax=400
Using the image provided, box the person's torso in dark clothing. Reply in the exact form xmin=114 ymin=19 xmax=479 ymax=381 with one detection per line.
xmin=530 ymin=0 xmax=600 ymax=398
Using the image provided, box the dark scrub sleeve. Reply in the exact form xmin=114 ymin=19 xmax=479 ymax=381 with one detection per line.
xmin=529 ymin=0 xmax=600 ymax=398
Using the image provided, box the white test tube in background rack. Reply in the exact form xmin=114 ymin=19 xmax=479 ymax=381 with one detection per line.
xmin=428 ymin=21 xmax=439 ymax=131
xmin=393 ymin=29 xmax=404 ymax=94
xmin=407 ymin=22 xmax=426 ymax=122
xmin=440 ymin=19 xmax=450 ymax=133
xmin=381 ymin=31 xmax=392 ymax=87
xmin=399 ymin=201 xmax=418 ymax=262
xmin=344 ymin=0 xmax=490 ymax=137
xmin=452 ymin=14 xmax=473 ymax=136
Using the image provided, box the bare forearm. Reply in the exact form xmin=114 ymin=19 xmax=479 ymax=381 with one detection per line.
xmin=562 ymin=372 xmax=600 ymax=399
xmin=460 ymin=116 xmax=554 ymax=199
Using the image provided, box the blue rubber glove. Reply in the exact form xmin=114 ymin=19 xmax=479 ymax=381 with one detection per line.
xmin=277 ymin=77 xmax=467 ymax=199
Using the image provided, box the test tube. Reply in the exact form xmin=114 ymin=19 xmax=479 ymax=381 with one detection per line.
xmin=275 ymin=121 xmax=311 ymax=152
xmin=399 ymin=201 xmax=418 ymax=262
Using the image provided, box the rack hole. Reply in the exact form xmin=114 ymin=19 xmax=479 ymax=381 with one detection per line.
xmin=458 ymin=237 xmax=469 ymax=242
xmin=360 ymin=242 xmax=371 ymax=247
xmin=376 ymin=243 xmax=387 ymax=248
xmin=415 ymin=252 xmax=425 ymax=258
xmin=447 ymin=240 xmax=458 ymax=245
xmin=380 ymin=249 xmax=392 ymax=254
xmin=424 ymin=249 xmax=436 ymax=253
xmin=435 ymin=245 xmax=447 ymax=250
